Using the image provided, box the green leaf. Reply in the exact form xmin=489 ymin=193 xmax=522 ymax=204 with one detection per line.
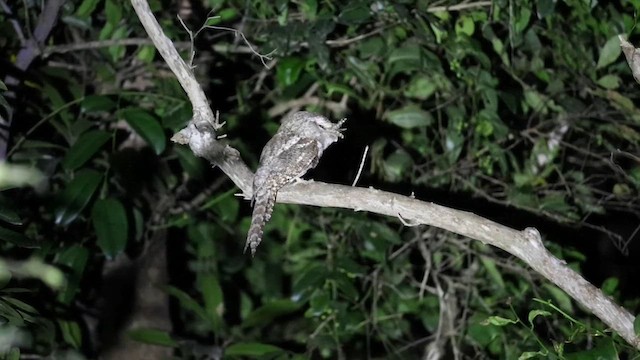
xmin=276 ymin=57 xmax=305 ymax=87
xmin=0 ymin=299 xmax=24 ymax=326
xmin=56 ymin=246 xmax=89 ymax=276
xmin=128 ymin=328 xmax=178 ymax=347
xmin=429 ymin=22 xmax=447 ymax=44
xmin=209 ymin=191 xmax=239 ymax=222
xmin=242 ymin=299 xmax=301 ymax=328
xmin=56 ymin=245 xmax=89 ymax=304
xmin=75 ymin=0 xmax=100 ymax=17
xmin=1 ymin=296 xmax=39 ymax=324
xmin=0 ymin=163 xmax=45 ymax=190
xmin=337 ymin=2 xmax=371 ymax=25
xmin=309 ymin=289 xmax=330 ymax=313
xmin=92 ymin=198 xmax=128 ymax=259
xmin=293 ymin=265 xmax=327 ymax=294
xmin=137 ymin=46 xmax=156 ymax=63
xmin=81 ymin=95 xmax=116 ymax=113
xmin=300 ymin=0 xmax=317 ymax=19
xmin=2 ymin=262 xmax=22 ymax=288
xmin=536 ymin=0 xmax=555 ymax=18
xmin=519 ymin=351 xmax=546 ymax=360
xmin=107 ymin=26 xmax=129 ymax=62
xmin=455 ymin=15 xmax=475 ymax=36
xmin=0 ymin=197 xmax=21 ymax=225
xmin=475 ymin=118 xmax=493 ymax=137
xmin=3 ymin=297 xmax=38 ymax=315
xmin=514 ymin=8 xmax=531 ymax=33
xmin=381 ymin=150 xmax=412 ymax=183
xmin=358 ymin=221 xmax=405 ymax=260
xmin=524 ymin=89 xmax=545 ymax=113
xmin=596 ymin=35 xmax=622 ymax=69
xmin=0 ymin=226 xmax=39 ymax=248
xmin=5 ymin=347 xmax=19 ymax=360
xmin=59 ymin=320 xmax=82 ymax=349
xmin=358 ymin=37 xmax=385 ymax=58
xmin=161 ymin=102 xmax=192 ymax=130
xmin=0 ymin=258 xmax=65 ymax=290
xmin=54 ymin=170 xmax=102 ymax=226
xmin=120 ymin=108 xmax=166 ymax=155
xmin=542 ymin=284 xmax=573 ymax=313
xmin=601 ymin=277 xmax=619 ymax=296
xmin=218 ymin=7 xmax=239 ymax=21
xmin=467 ymin=314 xmax=503 ymax=347
xmin=99 ymin=21 xmax=115 ymax=42
xmin=61 ymin=130 xmax=111 ymax=170
xmin=606 ymin=90 xmax=636 ymax=112
xmin=386 ymin=105 xmax=432 ymax=129
xmin=175 ymin=146 xmax=204 ymax=179
xmin=196 ymin=242 xmax=224 ymax=334
xmin=333 ymin=271 xmax=359 ymax=301
xmin=198 ymin=274 xmax=223 ymax=319
xmin=564 ymin=338 xmax=618 ymax=359
xmin=596 ymin=74 xmax=621 ymax=89
xmin=163 ymin=285 xmax=210 ymax=324
xmin=364 ymin=222 xmax=402 ymax=245
xmin=336 ymin=257 xmax=366 ymax=276
xmin=634 ymin=314 xmax=640 ymax=336
xmin=225 ymin=342 xmax=284 ymax=356
xmin=527 ymin=309 xmax=551 ymax=325
xmin=105 ymin=0 xmax=122 ymax=25
xmin=480 ymin=256 xmax=505 ymax=289
xmin=388 ymin=45 xmax=422 ymax=75
xmin=539 ymin=193 xmax=574 ymax=217
xmin=482 ymin=315 xmax=517 ymax=326
xmin=403 ymin=75 xmax=437 ymax=100
xmin=205 ymin=8 xmax=239 ymax=25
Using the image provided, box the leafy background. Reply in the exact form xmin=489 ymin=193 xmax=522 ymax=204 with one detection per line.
xmin=1 ymin=0 xmax=640 ymax=358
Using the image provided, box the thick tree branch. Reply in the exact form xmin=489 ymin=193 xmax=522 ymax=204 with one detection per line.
xmin=620 ymin=36 xmax=640 ymax=85
xmin=131 ymin=0 xmax=640 ymax=349
xmin=131 ymin=0 xmax=219 ymax=132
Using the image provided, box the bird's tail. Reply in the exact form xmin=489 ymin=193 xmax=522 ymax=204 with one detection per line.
xmin=244 ymin=185 xmax=277 ymax=257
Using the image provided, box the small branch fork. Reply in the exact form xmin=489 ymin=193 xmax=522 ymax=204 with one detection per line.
xmin=130 ymin=0 xmax=640 ymax=349
xmin=176 ymin=11 xmax=275 ymax=69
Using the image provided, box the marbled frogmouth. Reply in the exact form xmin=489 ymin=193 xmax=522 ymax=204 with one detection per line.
xmin=245 ymin=111 xmax=346 ymax=256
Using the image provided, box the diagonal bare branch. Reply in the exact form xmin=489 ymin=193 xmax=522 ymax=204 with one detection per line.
xmin=130 ymin=0 xmax=640 ymax=349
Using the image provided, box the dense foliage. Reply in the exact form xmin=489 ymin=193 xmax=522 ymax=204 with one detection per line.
xmin=1 ymin=0 xmax=640 ymax=358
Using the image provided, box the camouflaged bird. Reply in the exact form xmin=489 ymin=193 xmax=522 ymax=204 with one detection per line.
xmin=245 ymin=111 xmax=346 ymax=256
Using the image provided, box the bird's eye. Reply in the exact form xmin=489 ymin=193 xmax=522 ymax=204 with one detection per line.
xmin=314 ymin=119 xmax=331 ymax=129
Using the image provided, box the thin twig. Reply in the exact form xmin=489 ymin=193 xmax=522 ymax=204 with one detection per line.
xmin=44 ymin=38 xmax=187 ymax=56
xmin=177 ymin=12 xmax=275 ymax=68
xmin=426 ymin=1 xmax=492 ymax=13
xmin=205 ymin=25 xmax=275 ymax=68
xmin=252 ymin=58 xmax=278 ymax=94
xmin=44 ymin=38 xmax=258 ymax=58
xmin=175 ymin=14 xmax=197 ymax=67
xmin=325 ymin=27 xmax=387 ymax=47
xmin=268 ymin=97 xmax=346 ymax=118
xmin=352 ymin=145 xmax=369 ymax=186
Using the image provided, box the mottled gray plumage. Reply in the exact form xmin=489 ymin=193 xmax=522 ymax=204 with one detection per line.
xmin=245 ymin=111 xmax=346 ymax=256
